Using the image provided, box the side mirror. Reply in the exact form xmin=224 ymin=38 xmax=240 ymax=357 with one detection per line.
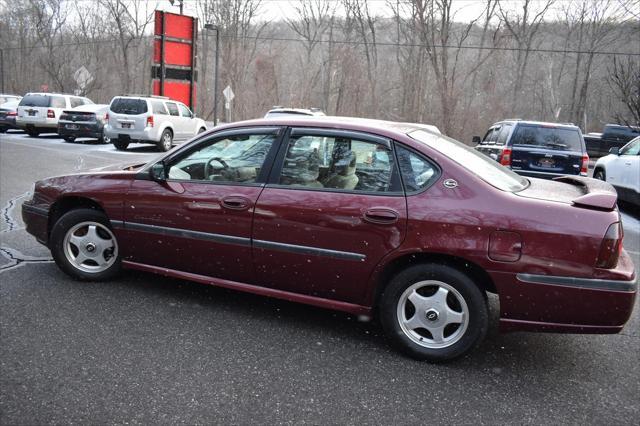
xmin=472 ymin=136 xmax=481 ymax=144
xmin=149 ymin=162 xmax=166 ymax=182
xmin=609 ymin=147 xmax=619 ymax=155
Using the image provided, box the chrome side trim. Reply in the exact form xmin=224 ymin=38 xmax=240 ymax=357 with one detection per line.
xmin=124 ymin=221 xmax=251 ymax=247
xmin=118 ymin=221 xmax=367 ymax=261
xmin=516 ymin=273 xmax=636 ymax=292
xmin=253 ymin=239 xmax=366 ymax=261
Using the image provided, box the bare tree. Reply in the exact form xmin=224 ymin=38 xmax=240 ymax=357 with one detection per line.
xmin=609 ymin=56 xmax=640 ymax=126
xmin=498 ymin=0 xmax=554 ymax=112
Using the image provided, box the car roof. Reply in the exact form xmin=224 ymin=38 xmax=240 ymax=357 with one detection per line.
xmin=24 ymin=92 xmax=83 ymax=97
xmin=492 ymin=119 xmax=580 ymax=129
xmin=215 ymin=116 xmax=441 ymax=140
xmin=0 ymin=100 xmax=20 ymax=109
xmin=65 ymin=104 xmax=108 ymax=113
xmin=266 ymin=108 xmax=325 ymax=116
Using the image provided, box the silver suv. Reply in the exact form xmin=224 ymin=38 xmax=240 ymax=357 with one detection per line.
xmin=104 ymin=95 xmax=207 ymax=151
xmin=16 ymin=93 xmax=94 ymax=137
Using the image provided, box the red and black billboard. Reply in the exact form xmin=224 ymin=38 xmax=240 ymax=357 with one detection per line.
xmin=152 ymin=10 xmax=197 ymax=109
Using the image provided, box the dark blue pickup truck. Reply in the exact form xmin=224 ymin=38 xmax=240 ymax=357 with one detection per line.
xmin=584 ymin=124 xmax=640 ymax=158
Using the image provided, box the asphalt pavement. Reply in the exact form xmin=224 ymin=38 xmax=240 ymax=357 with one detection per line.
xmin=1 ymin=130 xmax=639 ymax=425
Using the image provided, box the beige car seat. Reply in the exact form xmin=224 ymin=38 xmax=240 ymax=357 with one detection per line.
xmin=324 ymin=150 xmax=358 ymax=190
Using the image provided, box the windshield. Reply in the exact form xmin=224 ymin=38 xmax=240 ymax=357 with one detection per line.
xmin=408 ymin=129 xmax=529 ymax=192
xmin=511 ymin=125 xmax=583 ymax=151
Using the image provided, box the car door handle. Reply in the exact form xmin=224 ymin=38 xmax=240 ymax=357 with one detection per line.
xmin=625 ymin=162 xmax=632 ymax=165
xmin=221 ymin=195 xmax=252 ymax=211
xmin=363 ymin=208 xmax=399 ymax=225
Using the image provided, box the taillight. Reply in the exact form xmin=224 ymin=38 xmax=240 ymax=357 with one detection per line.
xmin=596 ymin=222 xmax=623 ymax=269
xmin=580 ymin=153 xmax=589 ymax=176
xmin=499 ymin=147 xmax=512 ymax=167
xmin=146 ymin=116 xmax=154 ymax=127
xmin=7 ymin=111 xmax=16 ymax=116
xmin=47 ymin=109 xmax=55 ymax=118
xmin=105 ymin=113 xmax=109 ymax=121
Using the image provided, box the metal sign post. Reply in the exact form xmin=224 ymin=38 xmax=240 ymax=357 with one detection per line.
xmin=223 ymin=85 xmax=234 ymax=124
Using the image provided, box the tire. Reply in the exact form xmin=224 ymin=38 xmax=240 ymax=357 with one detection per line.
xmin=27 ymin=130 xmax=39 ymax=137
xmin=113 ymin=138 xmax=129 ymax=151
xmin=0 ymin=127 xmax=6 ymax=133
xmin=99 ymin=134 xmax=111 ymax=144
xmin=50 ymin=208 xmax=121 ymax=281
xmin=158 ymin=129 xmax=173 ymax=151
xmin=198 ymin=127 xmax=206 ymax=134
xmin=63 ymin=136 xmax=75 ymax=143
xmin=379 ymin=263 xmax=489 ymax=362
xmin=594 ymin=168 xmax=606 ymax=181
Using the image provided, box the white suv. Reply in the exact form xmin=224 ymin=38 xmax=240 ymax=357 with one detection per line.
xmin=104 ymin=95 xmax=207 ymax=151
xmin=16 ymin=93 xmax=94 ymax=137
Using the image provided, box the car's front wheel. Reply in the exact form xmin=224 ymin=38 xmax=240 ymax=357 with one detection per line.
xmin=594 ymin=168 xmax=606 ymax=181
xmin=63 ymin=136 xmax=75 ymax=143
xmin=380 ymin=264 xmax=488 ymax=362
xmin=50 ymin=208 xmax=121 ymax=281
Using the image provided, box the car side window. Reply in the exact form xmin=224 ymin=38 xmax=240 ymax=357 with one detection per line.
xmin=166 ymin=102 xmax=179 ymax=116
xmin=50 ymin=96 xmax=66 ymax=108
xmin=151 ymin=101 xmax=168 ymax=115
xmin=167 ymin=132 xmax=277 ymax=183
xmin=619 ymin=139 xmax=640 ymax=156
xmin=496 ymin=124 xmax=512 ymax=145
xmin=178 ymin=104 xmax=191 ymax=118
xmin=70 ymin=97 xmax=83 ymax=108
xmin=278 ymin=134 xmax=397 ymax=192
xmin=396 ymin=145 xmax=439 ymax=193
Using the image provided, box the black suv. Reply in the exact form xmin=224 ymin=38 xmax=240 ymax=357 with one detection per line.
xmin=474 ymin=120 xmax=588 ymax=179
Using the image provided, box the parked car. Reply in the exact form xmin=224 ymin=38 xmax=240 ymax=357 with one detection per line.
xmin=57 ymin=104 xmax=110 ymax=143
xmin=264 ymin=107 xmax=326 ymax=118
xmin=594 ymin=136 xmax=639 ymax=207
xmin=0 ymin=94 xmax=22 ymax=105
xmin=584 ymin=124 xmax=640 ymax=158
xmin=16 ymin=93 xmax=94 ymax=137
xmin=0 ymin=100 xmax=20 ymax=133
xmin=474 ymin=119 xmax=588 ymax=179
xmin=22 ymin=117 xmax=636 ymax=362
xmin=104 ymin=95 xmax=207 ymax=151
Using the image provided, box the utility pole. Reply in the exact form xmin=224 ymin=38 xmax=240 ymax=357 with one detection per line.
xmin=204 ymin=24 xmax=220 ymax=126
xmin=0 ymin=49 xmax=4 ymax=93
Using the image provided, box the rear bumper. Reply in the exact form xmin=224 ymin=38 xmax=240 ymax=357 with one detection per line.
xmin=16 ymin=117 xmax=58 ymax=129
xmin=104 ymin=124 xmax=159 ymax=142
xmin=0 ymin=117 xmax=17 ymax=128
xmin=21 ymin=201 xmax=49 ymax=246
xmin=491 ymin=251 xmax=637 ymax=333
xmin=57 ymin=122 xmax=104 ymax=139
xmin=512 ymin=169 xmax=582 ymax=180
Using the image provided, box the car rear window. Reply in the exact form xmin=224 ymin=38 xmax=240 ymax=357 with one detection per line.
xmin=110 ymin=98 xmax=148 ymax=114
xmin=408 ymin=129 xmax=529 ymax=192
xmin=19 ymin=95 xmax=50 ymax=107
xmin=511 ymin=125 xmax=583 ymax=152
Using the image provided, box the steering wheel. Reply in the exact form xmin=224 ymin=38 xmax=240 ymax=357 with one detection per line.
xmin=204 ymin=157 xmax=229 ymax=180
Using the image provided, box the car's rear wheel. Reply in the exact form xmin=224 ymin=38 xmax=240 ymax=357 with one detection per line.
xmin=27 ymin=129 xmax=39 ymax=137
xmin=113 ymin=138 xmax=129 ymax=151
xmin=594 ymin=168 xmax=606 ymax=181
xmin=380 ymin=264 xmax=488 ymax=362
xmin=50 ymin=208 xmax=121 ymax=281
xmin=158 ymin=129 xmax=173 ymax=152
xmin=63 ymin=136 xmax=75 ymax=143
xmin=0 ymin=126 xmax=6 ymax=133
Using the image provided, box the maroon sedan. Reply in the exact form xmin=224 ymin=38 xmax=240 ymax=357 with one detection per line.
xmin=22 ymin=117 xmax=636 ymax=361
